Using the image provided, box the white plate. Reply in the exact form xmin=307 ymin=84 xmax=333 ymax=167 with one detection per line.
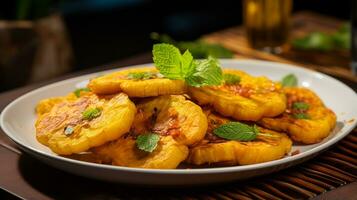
xmin=1 ymin=59 xmax=357 ymax=186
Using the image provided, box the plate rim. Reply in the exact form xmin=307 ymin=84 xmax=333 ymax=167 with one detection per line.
xmin=1 ymin=59 xmax=357 ymax=175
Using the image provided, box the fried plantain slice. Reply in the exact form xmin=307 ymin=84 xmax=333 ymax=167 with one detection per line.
xmin=186 ymin=110 xmax=292 ymax=166
xmin=131 ymin=95 xmax=208 ymax=146
xmin=93 ymin=136 xmax=188 ymax=169
xmin=259 ymin=87 xmax=336 ymax=144
xmin=88 ymin=67 xmax=187 ymax=97
xmin=189 ymin=69 xmax=286 ymax=121
xmin=35 ymin=93 xmax=136 ymax=155
xmin=36 ymin=94 xmax=77 ymax=116
xmin=36 ymin=89 xmax=92 ymax=116
xmin=90 ymin=95 xmax=207 ymax=169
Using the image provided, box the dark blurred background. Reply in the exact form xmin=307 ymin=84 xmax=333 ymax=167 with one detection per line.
xmin=0 ymin=0 xmax=351 ymax=92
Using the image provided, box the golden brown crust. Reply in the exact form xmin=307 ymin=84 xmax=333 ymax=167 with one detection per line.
xmin=35 ymin=93 xmax=136 ymax=155
xmin=91 ymin=95 xmax=207 ymax=169
xmin=88 ymin=67 xmax=187 ymax=97
xmin=189 ymin=69 xmax=286 ymax=121
xmin=259 ymin=87 xmax=337 ymax=144
xmin=34 ymin=67 xmax=337 ymax=169
xmin=130 ymin=95 xmax=208 ymax=146
xmin=186 ymin=111 xmax=292 ymax=165
xmin=94 ymin=136 xmax=188 ymax=169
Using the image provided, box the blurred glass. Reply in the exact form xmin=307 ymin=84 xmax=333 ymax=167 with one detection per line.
xmin=243 ymin=0 xmax=292 ymax=53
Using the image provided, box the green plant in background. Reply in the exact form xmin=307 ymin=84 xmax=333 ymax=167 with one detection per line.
xmin=332 ymin=23 xmax=350 ymax=49
xmin=151 ymin=32 xmax=234 ymax=59
xmin=15 ymin=0 xmax=58 ymax=20
xmin=292 ymin=23 xmax=350 ymax=51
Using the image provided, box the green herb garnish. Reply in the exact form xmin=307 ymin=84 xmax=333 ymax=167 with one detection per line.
xmin=213 ymin=122 xmax=259 ymax=141
xmin=64 ymin=126 xmax=74 ymax=136
xmin=223 ymin=73 xmax=241 ymax=85
xmin=152 ymin=43 xmax=223 ymax=87
xmin=82 ymin=108 xmax=101 ymax=120
xmin=293 ymin=113 xmax=310 ymax=119
xmin=136 ymin=133 xmax=160 ymax=153
xmin=185 ymin=56 xmax=223 ymax=87
xmin=153 ymin=43 xmax=194 ymax=80
xmin=293 ymin=102 xmax=310 ymax=110
xmin=74 ymin=88 xmax=91 ymax=97
xmin=281 ymin=74 xmax=298 ymax=87
xmin=127 ymin=72 xmax=156 ymax=80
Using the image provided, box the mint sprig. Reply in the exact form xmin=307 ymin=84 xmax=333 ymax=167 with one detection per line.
xmin=74 ymin=87 xmax=91 ymax=97
xmin=136 ymin=133 xmax=160 ymax=153
xmin=82 ymin=107 xmax=101 ymax=120
xmin=152 ymin=43 xmax=223 ymax=87
xmin=181 ymin=50 xmax=195 ymax=76
xmin=185 ymin=56 xmax=223 ymax=87
xmin=293 ymin=102 xmax=310 ymax=110
xmin=281 ymin=74 xmax=298 ymax=87
xmin=153 ymin=44 xmax=193 ymax=79
xmin=213 ymin=122 xmax=259 ymax=141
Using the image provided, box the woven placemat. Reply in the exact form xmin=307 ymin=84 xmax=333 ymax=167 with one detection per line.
xmin=145 ymin=130 xmax=356 ymax=199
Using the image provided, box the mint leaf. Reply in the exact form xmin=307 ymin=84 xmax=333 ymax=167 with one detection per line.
xmin=136 ymin=133 xmax=160 ymax=153
xmin=152 ymin=43 xmax=223 ymax=87
xmin=152 ymin=43 xmax=185 ymax=79
xmin=64 ymin=126 xmax=74 ymax=136
xmin=293 ymin=102 xmax=310 ymax=110
xmin=293 ymin=113 xmax=310 ymax=119
xmin=82 ymin=108 xmax=101 ymax=120
xmin=281 ymin=74 xmax=298 ymax=87
xmin=127 ymin=72 xmax=156 ymax=80
xmin=74 ymin=88 xmax=91 ymax=97
xmin=181 ymin=50 xmax=195 ymax=76
xmin=213 ymin=122 xmax=258 ymax=141
xmin=224 ymin=73 xmax=241 ymax=85
xmin=185 ymin=56 xmax=223 ymax=87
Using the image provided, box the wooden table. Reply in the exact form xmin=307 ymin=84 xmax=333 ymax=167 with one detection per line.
xmin=1 ymin=13 xmax=357 ymax=199
xmin=203 ymin=11 xmax=356 ymax=86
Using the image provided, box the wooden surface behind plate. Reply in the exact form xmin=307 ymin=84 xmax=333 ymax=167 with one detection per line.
xmin=203 ymin=11 xmax=356 ymax=83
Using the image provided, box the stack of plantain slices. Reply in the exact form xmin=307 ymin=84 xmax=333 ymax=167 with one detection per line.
xmin=259 ymin=87 xmax=336 ymax=144
xmin=34 ymin=44 xmax=336 ymax=169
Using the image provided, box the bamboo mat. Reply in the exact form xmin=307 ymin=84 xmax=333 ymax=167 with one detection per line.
xmin=159 ymin=128 xmax=357 ymax=200
xmin=202 ymin=11 xmax=356 ymax=83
